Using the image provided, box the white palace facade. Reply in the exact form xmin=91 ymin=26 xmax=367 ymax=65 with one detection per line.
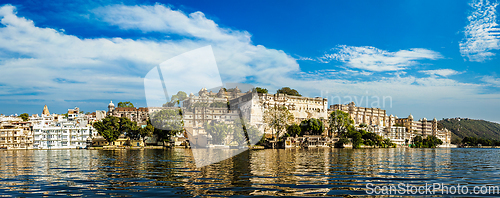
xmin=32 ymin=106 xmax=93 ymax=149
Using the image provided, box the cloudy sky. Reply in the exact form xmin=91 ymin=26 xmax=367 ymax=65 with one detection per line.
xmin=1 ymin=0 xmax=500 ymax=122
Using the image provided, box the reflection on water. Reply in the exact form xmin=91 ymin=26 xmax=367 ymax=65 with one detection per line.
xmin=0 ymin=148 xmax=499 ymax=197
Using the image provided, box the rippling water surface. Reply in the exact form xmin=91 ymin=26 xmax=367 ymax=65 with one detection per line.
xmin=1 ymin=148 xmax=500 ymax=197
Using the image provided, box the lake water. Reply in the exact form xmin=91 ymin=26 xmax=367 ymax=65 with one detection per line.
xmin=0 ymin=148 xmax=499 ymax=197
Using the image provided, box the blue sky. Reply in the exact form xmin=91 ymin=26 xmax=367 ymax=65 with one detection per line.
xmin=1 ymin=0 xmax=500 ymax=122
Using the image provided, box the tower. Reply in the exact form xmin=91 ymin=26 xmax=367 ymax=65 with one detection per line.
xmin=108 ymin=100 xmax=115 ymax=114
xmin=432 ymin=117 xmax=438 ymax=133
xmin=42 ymin=105 xmax=50 ymax=116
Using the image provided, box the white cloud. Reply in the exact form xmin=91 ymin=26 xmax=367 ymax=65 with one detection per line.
xmin=296 ymin=56 xmax=314 ymax=61
xmin=0 ymin=4 xmax=298 ymax=105
xmin=92 ymin=4 xmax=300 ymax=84
xmin=460 ymin=0 xmax=500 ymax=62
xmin=481 ymin=75 xmax=500 ymax=86
xmin=1 ymin=4 xmax=500 ymax=121
xmin=319 ymin=45 xmax=442 ymax=72
xmin=93 ymin=4 xmax=251 ymax=42
xmin=420 ymin=69 xmax=462 ymax=77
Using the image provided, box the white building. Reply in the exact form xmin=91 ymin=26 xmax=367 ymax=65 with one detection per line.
xmin=32 ymin=111 xmax=93 ymax=149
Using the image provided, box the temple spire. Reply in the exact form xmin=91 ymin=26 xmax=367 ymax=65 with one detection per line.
xmin=42 ymin=105 xmax=50 ymax=116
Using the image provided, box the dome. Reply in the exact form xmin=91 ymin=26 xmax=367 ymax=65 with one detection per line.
xmin=408 ymin=114 xmax=413 ymax=119
xmin=108 ymin=100 xmax=115 ymax=107
xmin=423 ymin=117 xmax=427 ymax=121
xmin=433 ymin=117 xmax=437 ymax=122
xmin=233 ymin=86 xmax=241 ymax=93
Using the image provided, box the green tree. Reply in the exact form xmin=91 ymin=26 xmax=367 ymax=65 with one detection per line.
xmin=276 ymin=87 xmax=301 ymax=96
xmin=163 ymin=91 xmax=188 ymax=107
xmin=422 ymin=135 xmax=443 ymax=148
xmin=150 ymin=109 xmax=184 ymax=145
xmin=286 ymin=124 xmax=302 ymax=137
xmin=121 ymin=117 xmax=139 ymax=140
xmin=175 ymin=91 xmax=188 ymax=101
xmin=140 ymin=123 xmax=155 ymax=145
xmin=334 ymin=137 xmax=349 ymax=148
xmin=232 ymin=118 xmax=248 ymax=146
xmin=300 ymin=118 xmax=324 ymax=135
xmin=412 ymin=135 xmax=424 ymax=148
xmin=362 ymin=130 xmax=378 ymax=147
xmin=93 ymin=116 xmax=122 ymax=144
xmin=263 ymin=106 xmax=294 ymax=140
xmin=206 ymin=121 xmax=232 ymax=145
xmin=232 ymin=119 xmax=262 ymax=146
xmin=246 ymin=125 xmax=263 ymax=145
xmin=382 ymin=138 xmax=394 ymax=148
xmin=348 ymin=130 xmax=363 ymax=148
xmin=328 ymin=110 xmax=354 ymax=138
xmin=117 ymin=101 xmax=134 ymax=108
xmin=19 ymin=113 xmax=29 ymax=121
xmin=254 ymin=87 xmax=268 ymax=94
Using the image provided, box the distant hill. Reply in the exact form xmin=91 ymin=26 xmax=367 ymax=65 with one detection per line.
xmin=438 ymin=118 xmax=500 ymax=143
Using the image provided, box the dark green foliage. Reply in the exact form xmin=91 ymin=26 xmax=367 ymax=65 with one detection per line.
xmin=342 ymin=128 xmax=394 ymax=149
xmin=117 ymin=101 xmax=134 ymax=108
xmin=140 ymin=123 xmax=155 ymax=141
xmin=348 ymin=130 xmax=363 ymax=148
xmin=150 ymin=109 xmax=184 ymax=142
xmin=233 ymin=119 xmax=248 ymax=146
xmin=276 ymin=87 xmax=301 ymax=96
xmin=300 ymin=118 xmax=324 ymax=135
xmin=256 ymin=134 xmax=266 ymax=146
xmin=93 ymin=116 xmax=122 ymax=143
xmin=328 ymin=110 xmax=354 ymax=138
xmin=411 ymin=135 xmax=443 ymax=148
xmin=175 ymin=91 xmax=187 ymax=101
xmin=334 ymin=137 xmax=349 ymax=148
xmin=439 ymin=119 xmax=500 ymax=141
xmin=120 ymin=117 xmax=139 ymax=139
xmin=163 ymin=91 xmax=188 ymax=107
xmin=19 ymin=113 xmax=29 ymax=121
xmin=206 ymin=121 xmax=231 ymax=145
xmin=286 ymin=124 xmax=301 ymax=137
xmin=361 ymin=130 xmax=378 ymax=146
xmin=254 ymin=87 xmax=268 ymax=94
xmin=263 ymin=106 xmax=294 ymax=139
xmin=461 ymin=136 xmax=500 ymax=146
xmin=246 ymin=125 xmax=262 ymax=145
xmin=233 ymin=118 xmax=262 ymax=146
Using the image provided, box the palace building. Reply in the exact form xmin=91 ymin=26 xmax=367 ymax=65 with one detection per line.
xmin=328 ymin=102 xmax=396 ymax=128
xmin=107 ymin=101 xmax=149 ymax=125
xmin=229 ymin=92 xmax=328 ymax=137
xmin=396 ymin=115 xmax=451 ymax=145
xmin=328 ymin=102 xmax=451 ymax=145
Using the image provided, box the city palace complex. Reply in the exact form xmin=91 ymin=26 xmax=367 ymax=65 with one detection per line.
xmin=0 ymin=87 xmax=452 ymax=149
